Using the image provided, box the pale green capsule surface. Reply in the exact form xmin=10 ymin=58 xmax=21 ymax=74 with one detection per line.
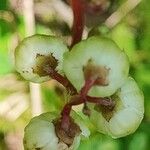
xmin=15 ymin=34 xmax=68 ymax=83
xmin=24 ymin=112 xmax=59 ymax=150
xmin=89 ymin=77 xmax=144 ymax=138
xmin=63 ymin=36 xmax=129 ymax=97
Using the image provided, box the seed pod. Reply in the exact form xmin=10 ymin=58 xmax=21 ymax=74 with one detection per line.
xmin=15 ymin=34 xmax=68 ymax=83
xmin=63 ymin=36 xmax=129 ymax=97
xmin=89 ymin=77 xmax=144 ymax=138
xmin=24 ymin=112 xmax=90 ymax=150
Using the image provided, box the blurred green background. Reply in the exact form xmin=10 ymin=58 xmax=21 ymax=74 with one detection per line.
xmin=0 ymin=0 xmax=150 ymax=149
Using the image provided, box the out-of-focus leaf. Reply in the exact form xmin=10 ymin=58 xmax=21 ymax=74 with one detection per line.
xmin=0 ymin=34 xmax=13 ymax=75
xmin=135 ymin=63 xmax=150 ymax=85
xmin=36 ymin=24 xmax=53 ymax=35
xmin=0 ymin=0 xmax=8 ymax=10
xmin=110 ymin=23 xmax=136 ymax=62
xmin=0 ymin=19 xmax=13 ymax=36
xmin=17 ymin=16 xmax=25 ymax=38
xmin=136 ymin=0 xmax=150 ymax=51
xmin=78 ymin=133 xmax=119 ymax=150
xmin=134 ymin=62 xmax=150 ymax=118
xmin=42 ymin=86 xmax=65 ymax=112
xmin=0 ymin=54 xmax=13 ymax=75
xmin=129 ymin=132 xmax=148 ymax=150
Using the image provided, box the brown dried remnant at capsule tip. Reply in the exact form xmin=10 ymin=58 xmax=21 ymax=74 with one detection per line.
xmin=83 ymin=59 xmax=110 ymax=86
xmin=94 ymin=98 xmax=116 ymax=122
xmin=33 ymin=53 xmax=58 ymax=76
xmin=54 ymin=118 xmax=81 ymax=146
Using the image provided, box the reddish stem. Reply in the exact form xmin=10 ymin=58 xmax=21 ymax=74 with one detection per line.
xmin=57 ymin=0 xmax=114 ymax=126
xmin=70 ymin=0 xmax=85 ymax=47
xmin=87 ymin=96 xmax=115 ymax=108
xmin=80 ymin=78 xmax=96 ymax=100
xmin=61 ymin=77 xmax=100 ymax=129
xmin=51 ymin=71 xmax=77 ymax=95
xmin=60 ymin=94 xmax=114 ymax=130
xmin=44 ymin=66 xmax=77 ymax=95
xmin=61 ymin=95 xmax=82 ymax=130
xmin=61 ymin=104 xmax=72 ymax=130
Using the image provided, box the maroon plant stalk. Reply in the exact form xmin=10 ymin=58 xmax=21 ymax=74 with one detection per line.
xmin=60 ymin=75 xmax=115 ymax=130
xmin=70 ymin=0 xmax=85 ymax=48
xmin=44 ymin=66 xmax=77 ymax=95
xmin=87 ymin=96 xmax=115 ymax=108
xmin=50 ymin=71 xmax=77 ymax=95
xmin=51 ymin=0 xmax=115 ymax=131
xmin=80 ymin=78 xmax=96 ymax=100
xmin=60 ymin=94 xmax=114 ymax=130
xmin=61 ymin=95 xmax=81 ymax=130
xmin=61 ymin=77 xmax=98 ymax=130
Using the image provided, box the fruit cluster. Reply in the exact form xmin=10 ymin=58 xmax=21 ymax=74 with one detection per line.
xmin=15 ymin=34 xmax=144 ymax=150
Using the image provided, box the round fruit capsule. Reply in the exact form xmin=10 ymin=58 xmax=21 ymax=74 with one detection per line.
xmin=63 ymin=36 xmax=129 ymax=97
xmin=89 ymin=77 xmax=144 ymax=138
xmin=24 ymin=111 xmax=90 ymax=150
xmin=15 ymin=34 xmax=68 ymax=83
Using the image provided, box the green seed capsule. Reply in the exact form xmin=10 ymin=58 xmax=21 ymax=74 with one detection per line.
xmin=15 ymin=34 xmax=68 ymax=83
xmin=89 ymin=77 xmax=144 ymax=138
xmin=24 ymin=112 xmax=90 ymax=150
xmin=63 ymin=36 xmax=129 ymax=97
xmin=24 ymin=112 xmax=59 ymax=150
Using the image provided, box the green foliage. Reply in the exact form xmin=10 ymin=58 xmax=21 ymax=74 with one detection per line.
xmin=0 ymin=0 xmax=8 ymax=10
xmin=110 ymin=23 xmax=136 ymax=62
xmin=0 ymin=34 xmax=13 ymax=75
xmin=42 ymin=86 xmax=65 ymax=112
xmin=79 ymin=133 xmax=120 ymax=150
